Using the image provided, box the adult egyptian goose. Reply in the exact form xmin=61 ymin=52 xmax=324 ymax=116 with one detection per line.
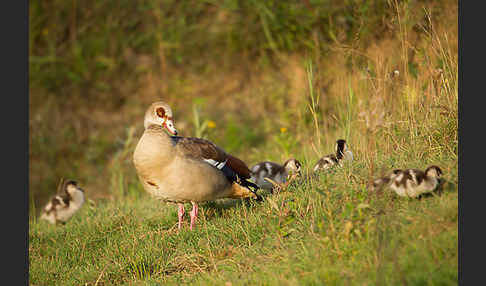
xmin=40 ymin=179 xmax=85 ymax=225
xmin=388 ymin=165 xmax=443 ymax=198
xmin=133 ymin=101 xmax=260 ymax=230
xmin=250 ymin=159 xmax=301 ymax=191
xmin=313 ymin=139 xmax=353 ymax=172
xmin=370 ymin=169 xmax=402 ymax=191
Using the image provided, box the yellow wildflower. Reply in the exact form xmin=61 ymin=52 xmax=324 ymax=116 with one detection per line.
xmin=207 ymin=120 xmax=216 ymax=129
xmin=280 ymin=127 xmax=287 ymax=133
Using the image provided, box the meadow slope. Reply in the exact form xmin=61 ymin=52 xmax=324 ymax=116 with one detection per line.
xmin=29 ymin=0 xmax=457 ymax=285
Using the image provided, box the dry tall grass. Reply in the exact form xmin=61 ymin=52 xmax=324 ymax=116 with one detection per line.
xmin=29 ymin=0 xmax=457 ymax=216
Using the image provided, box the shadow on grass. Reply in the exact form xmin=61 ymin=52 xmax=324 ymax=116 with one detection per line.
xmin=200 ymin=189 xmax=276 ymax=221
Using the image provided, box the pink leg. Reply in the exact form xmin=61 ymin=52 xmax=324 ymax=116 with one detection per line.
xmin=189 ymin=202 xmax=199 ymax=230
xmin=177 ymin=203 xmax=185 ymax=230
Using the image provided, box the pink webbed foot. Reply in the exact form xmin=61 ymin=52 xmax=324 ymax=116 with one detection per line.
xmin=189 ymin=202 xmax=199 ymax=230
xmin=177 ymin=203 xmax=185 ymax=230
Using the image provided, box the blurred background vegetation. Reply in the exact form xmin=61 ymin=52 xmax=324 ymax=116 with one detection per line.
xmin=29 ymin=0 xmax=457 ymax=215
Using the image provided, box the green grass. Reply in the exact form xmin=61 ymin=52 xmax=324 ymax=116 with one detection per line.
xmin=29 ymin=161 xmax=457 ymax=285
xmin=29 ymin=0 xmax=457 ymax=285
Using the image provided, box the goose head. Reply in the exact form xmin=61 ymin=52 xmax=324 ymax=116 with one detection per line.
xmin=144 ymin=101 xmax=178 ymax=135
xmin=425 ymin=165 xmax=442 ymax=179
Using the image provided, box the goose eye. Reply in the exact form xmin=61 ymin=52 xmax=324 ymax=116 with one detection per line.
xmin=156 ymin=107 xmax=166 ymax=118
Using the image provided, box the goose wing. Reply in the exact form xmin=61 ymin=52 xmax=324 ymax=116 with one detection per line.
xmin=171 ymin=136 xmax=252 ymax=181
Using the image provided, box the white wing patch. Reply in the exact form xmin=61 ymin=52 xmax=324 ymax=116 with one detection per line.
xmin=204 ymin=158 xmax=227 ymax=170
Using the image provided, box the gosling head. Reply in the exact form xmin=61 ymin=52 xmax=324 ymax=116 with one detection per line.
xmin=335 ymin=139 xmax=351 ymax=160
xmin=390 ymin=169 xmax=402 ymax=179
xmin=283 ymin=158 xmax=302 ymax=176
xmin=63 ymin=180 xmax=84 ymax=196
xmin=425 ymin=165 xmax=442 ymax=179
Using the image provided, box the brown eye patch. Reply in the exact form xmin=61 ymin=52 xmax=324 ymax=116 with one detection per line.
xmin=156 ymin=107 xmax=166 ymax=118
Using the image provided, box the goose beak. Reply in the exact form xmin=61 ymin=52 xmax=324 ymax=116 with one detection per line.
xmin=163 ymin=118 xmax=178 ymax=135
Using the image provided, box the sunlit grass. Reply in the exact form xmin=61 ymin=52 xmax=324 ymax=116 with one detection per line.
xmin=29 ymin=0 xmax=457 ymax=285
xmin=29 ymin=159 xmax=457 ymax=285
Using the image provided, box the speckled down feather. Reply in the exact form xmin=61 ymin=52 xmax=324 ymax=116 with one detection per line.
xmin=250 ymin=159 xmax=301 ymax=190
